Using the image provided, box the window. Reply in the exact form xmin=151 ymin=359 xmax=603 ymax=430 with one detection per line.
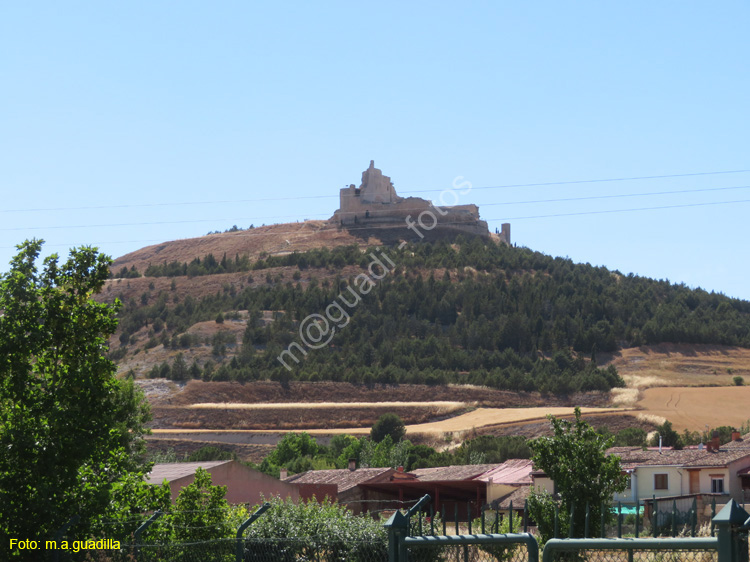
xmin=654 ymin=474 xmax=669 ymax=490
xmin=624 ymin=474 xmax=632 ymax=490
xmin=711 ymin=478 xmax=724 ymax=493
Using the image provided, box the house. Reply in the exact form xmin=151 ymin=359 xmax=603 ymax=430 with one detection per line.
xmin=285 ymin=461 xmax=534 ymax=519
xmin=283 ymin=466 xmax=398 ymax=515
xmin=479 ymin=459 xmax=535 ymax=519
xmin=605 ymin=431 xmax=750 ymax=521
xmin=406 ymin=464 xmax=505 ymax=519
xmin=146 ymin=460 xmax=299 ymax=505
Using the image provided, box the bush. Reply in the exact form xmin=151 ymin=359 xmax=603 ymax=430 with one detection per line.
xmin=244 ymin=497 xmax=386 ymax=562
xmin=734 ymin=376 xmax=744 ymax=386
xmin=371 ymin=413 xmax=406 ymax=443
xmin=187 ymin=446 xmax=236 ymax=462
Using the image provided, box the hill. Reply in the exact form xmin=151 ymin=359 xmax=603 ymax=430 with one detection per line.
xmin=111 ymin=220 xmax=502 ymax=276
xmin=101 ymin=223 xmax=750 ymax=400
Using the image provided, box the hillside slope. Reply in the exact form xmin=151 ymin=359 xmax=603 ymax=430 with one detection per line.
xmin=103 ymin=223 xmax=750 ymax=397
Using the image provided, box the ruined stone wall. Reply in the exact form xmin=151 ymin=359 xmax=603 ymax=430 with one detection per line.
xmin=332 ymin=161 xmax=499 ymax=240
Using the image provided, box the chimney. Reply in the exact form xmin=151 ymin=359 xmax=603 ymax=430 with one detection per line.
xmin=348 ymin=458 xmax=357 ymax=471
xmin=712 ymin=430 xmax=720 ymax=451
xmin=280 ymin=468 xmax=288 ymax=480
xmin=397 ymin=466 xmax=404 ymax=473
xmin=659 ymin=435 xmax=662 ymax=454
xmin=732 ymin=430 xmax=741 ymax=442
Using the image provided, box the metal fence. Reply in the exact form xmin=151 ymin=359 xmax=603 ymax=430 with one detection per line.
xmin=385 ymin=496 xmax=749 ymax=562
xmin=44 ymin=496 xmax=750 ymax=562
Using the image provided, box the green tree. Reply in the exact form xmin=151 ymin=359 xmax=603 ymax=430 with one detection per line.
xmin=171 ymin=352 xmax=188 ymax=381
xmin=528 ymin=407 xmax=627 ymax=541
xmin=371 ymin=413 xmax=406 ymax=443
xmin=0 ymin=240 xmax=158 ymax=555
xmin=613 ymin=427 xmax=647 ymax=447
xmin=149 ymin=468 xmax=234 ymax=543
xmin=649 ymin=420 xmax=682 ymax=449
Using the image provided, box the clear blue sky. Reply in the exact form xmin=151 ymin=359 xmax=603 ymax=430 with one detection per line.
xmin=2 ymin=2 xmax=749 ymax=299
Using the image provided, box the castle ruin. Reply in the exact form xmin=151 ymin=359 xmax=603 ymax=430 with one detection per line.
xmin=332 ymin=161 xmax=510 ymax=244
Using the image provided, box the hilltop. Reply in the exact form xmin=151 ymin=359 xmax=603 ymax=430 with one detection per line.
xmin=112 ymin=220 xmax=505 ymax=275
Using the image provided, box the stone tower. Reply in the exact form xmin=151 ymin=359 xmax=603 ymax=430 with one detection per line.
xmin=359 ymin=160 xmax=399 ymax=204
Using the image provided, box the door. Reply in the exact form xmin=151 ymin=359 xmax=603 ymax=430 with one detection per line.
xmin=689 ymin=470 xmax=700 ymax=494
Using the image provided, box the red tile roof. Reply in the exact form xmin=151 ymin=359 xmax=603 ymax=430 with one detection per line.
xmin=284 ymin=468 xmax=393 ymax=492
xmin=607 ymin=446 xmax=750 ymax=468
xmin=477 ymin=459 xmax=533 ymax=485
xmin=146 ymin=461 xmax=230 ymax=484
xmin=410 ymin=464 xmax=501 ymax=482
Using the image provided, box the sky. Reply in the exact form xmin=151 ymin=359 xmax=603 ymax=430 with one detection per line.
xmin=2 ymin=2 xmax=749 ymax=300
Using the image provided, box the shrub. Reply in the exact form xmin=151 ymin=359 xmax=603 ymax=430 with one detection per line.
xmin=244 ymin=497 xmax=386 ymax=562
xmin=371 ymin=413 xmax=406 ymax=443
xmin=734 ymin=375 xmax=744 ymax=386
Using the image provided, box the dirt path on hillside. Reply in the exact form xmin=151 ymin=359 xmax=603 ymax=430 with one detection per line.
xmin=398 ymin=406 xmax=626 ymax=435
xmin=188 ymin=401 xmax=467 ymax=409
xmin=152 ymin=405 xmax=627 ymax=438
xmin=636 ymin=386 xmax=750 ymax=432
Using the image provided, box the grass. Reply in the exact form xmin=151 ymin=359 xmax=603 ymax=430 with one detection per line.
xmin=603 ymin=343 xmax=750 ymax=388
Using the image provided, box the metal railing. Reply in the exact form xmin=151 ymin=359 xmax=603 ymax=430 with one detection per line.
xmin=385 ymin=496 xmax=750 ymax=562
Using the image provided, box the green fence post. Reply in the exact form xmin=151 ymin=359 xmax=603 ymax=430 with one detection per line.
xmin=384 ymin=511 xmax=409 ymax=562
xmin=524 ymin=500 xmax=529 ymax=533
xmin=600 ymin=502 xmax=606 ymax=538
xmin=712 ymin=497 xmax=717 ymax=537
xmin=617 ymin=501 xmax=622 ymax=538
xmin=569 ymin=503 xmax=575 ymax=538
xmin=554 ymin=504 xmax=559 ymax=538
xmin=585 ymin=502 xmax=590 ymax=538
xmin=652 ymin=495 xmax=658 ymax=538
xmin=509 ymin=500 xmax=514 ymax=534
xmin=236 ymin=502 xmax=270 ymax=562
xmin=132 ymin=511 xmax=160 ymax=562
xmin=713 ymin=499 xmax=750 ymax=562
xmin=691 ymin=497 xmax=698 ymax=537
xmin=635 ymin=498 xmax=640 ymax=538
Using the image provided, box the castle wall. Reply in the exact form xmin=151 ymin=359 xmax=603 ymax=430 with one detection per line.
xmin=332 ymin=162 xmax=502 ymax=241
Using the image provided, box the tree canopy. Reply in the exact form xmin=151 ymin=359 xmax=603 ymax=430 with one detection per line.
xmin=528 ymin=407 xmax=627 ymax=541
xmin=0 ymin=240 xmax=161 ymax=556
xmin=370 ymin=413 xmax=406 ymax=443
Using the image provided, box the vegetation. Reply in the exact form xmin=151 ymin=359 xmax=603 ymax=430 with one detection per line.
xmin=371 ymin=413 xmax=406 ymax=443
xmin=111 ymin=238 xmax=750 ymax=392
xmin=251 ymin=428 xmax=533 ymax=478
xmin=528 ymin=408 xmax=627 ymax=542
xmin=147 ymin=468 xmax=236 ymax=543
xmin=0 ymin=241 xmax=164 ymax=558
xmin=243 ymin=496 xmax=386 ymax=561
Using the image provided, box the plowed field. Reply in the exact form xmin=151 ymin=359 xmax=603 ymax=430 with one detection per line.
xmin=636 ymin=386 xmax=750 ymax=432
